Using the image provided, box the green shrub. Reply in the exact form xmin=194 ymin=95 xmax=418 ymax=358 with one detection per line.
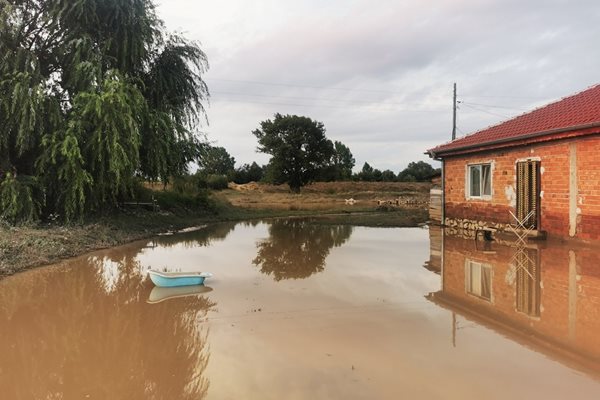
xmin=172 ymin=174 xmax=208 ymax=195
xmin=152 ymin=189 xmax=215 ymax=213
xmin=130 ymin=183 xmax=155 ymax=203
xmin=206 ymin=174 xmax=228 ymax=190
xmin=0 ymin=174 xmax=43 ymax=223
xmin=127 ymin=175 xmax=219 ymax=214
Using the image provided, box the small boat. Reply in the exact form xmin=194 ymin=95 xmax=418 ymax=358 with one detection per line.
xmin=147 ymin=285 xmax=213 ymax=304
xmin=148 ymin=270 xmax=213 ymax=287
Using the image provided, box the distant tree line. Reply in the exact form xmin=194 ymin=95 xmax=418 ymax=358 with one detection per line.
xmin=197 ymin=113 xmax=438 ymax=190
xmin=353 ymin=161 xmax=439 ymax=182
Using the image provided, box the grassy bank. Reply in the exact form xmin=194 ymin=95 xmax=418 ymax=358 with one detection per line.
xmin=0 ymin=181 xmax=431 ymax=278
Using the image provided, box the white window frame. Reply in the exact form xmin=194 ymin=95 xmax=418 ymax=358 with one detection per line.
xmin=467 ymin=163 xmax=492 ymax=199
xmin=465 ymin=260 xmax=493 ymax=302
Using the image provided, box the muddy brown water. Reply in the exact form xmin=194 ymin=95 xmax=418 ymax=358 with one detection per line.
xmin=1 ymin=221 xmax=599 ymax=399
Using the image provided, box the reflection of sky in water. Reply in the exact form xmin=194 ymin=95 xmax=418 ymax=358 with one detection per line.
xmin=136 ymin=223 xmax=269 ymax=275
xmin=325 ymin=227 xmax=439 ymax=304
xmin=95 ymin=256 xmax=121 ymax=293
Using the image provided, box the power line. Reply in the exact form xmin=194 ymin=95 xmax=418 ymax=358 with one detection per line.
xmin=208 ymin=79 xmax=544 ymax=120
xmin=208 ymin=78 xmax=404 ymax=95
xmin=460 ymin=94 xmax=547 ymax=100
xmin=459 ymin=101 xmax=527 ymax=111
xmin=212 ymin=97 xmax=448 ymax=112
xmin=209 ymin=78 xmax=553 ymax=101
xmin=460 ymin=102 xmax=512 ymax=119
xmin=212 ymin=98 xmax=381 ymax=110
xmin=212 ymin=90 xmax=445 ymax=109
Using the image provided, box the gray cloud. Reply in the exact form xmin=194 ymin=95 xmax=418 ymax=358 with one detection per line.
xmin=157 ymin=0 xmax=600 ymax=172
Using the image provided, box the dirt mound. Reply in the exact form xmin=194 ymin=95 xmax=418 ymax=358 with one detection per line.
xmin=228 ymin=182 xmax=262 ymax=191
xmin=227 ymin=182 xmax=290 ymax=193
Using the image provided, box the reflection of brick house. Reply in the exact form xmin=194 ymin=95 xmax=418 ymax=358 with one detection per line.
xmin=427 ymin=233 xmax=600 ymax=377
xmin=427 ymin=85 xmax=600 ymax=241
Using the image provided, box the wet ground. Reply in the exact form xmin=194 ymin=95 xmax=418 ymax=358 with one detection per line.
xmin=0 ymin=220 xmax=599 ymax=399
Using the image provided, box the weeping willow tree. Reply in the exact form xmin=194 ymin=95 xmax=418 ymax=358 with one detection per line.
xmin=0 ymin=0 xmax=209 ymax=222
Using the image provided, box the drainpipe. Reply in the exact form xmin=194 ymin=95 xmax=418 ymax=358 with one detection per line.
xmin=441 ymin=159 xmax=446 ymax=226
xmin=441 ymin=159 xmax=445 ymax=293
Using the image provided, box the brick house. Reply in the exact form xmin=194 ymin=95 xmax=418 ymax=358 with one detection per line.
xmin=427 ymin=84 xmax=600 ymax=241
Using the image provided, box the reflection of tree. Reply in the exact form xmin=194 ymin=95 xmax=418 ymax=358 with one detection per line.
xmin=253 ymin=220 xmax=353 ymax=280
xmin=0 ymin=253 xmax=214 ymax=399
xmin=153 ymin=222 xmax=237 ymax=249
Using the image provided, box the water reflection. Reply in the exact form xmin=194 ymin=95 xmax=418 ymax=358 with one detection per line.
xmin=0 ymin=246 xmax=214 ymax=399
xmin=152 ymin=222 xmax=238 ymax=248
xmin=423 ymin=225 xmax=442 ymax=274
xmin=253 ymin=219 xmax=353 ymax=280
xmin=427 ymin=229 xmax=600 ymax=377
xmin=148 ymin=285 xmax=213 ymax=304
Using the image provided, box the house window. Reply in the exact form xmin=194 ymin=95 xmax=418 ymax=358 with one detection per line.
xmin=466 ymin=260 xmax=492 ymax=301
xmin=468 ymin=164 xmax=492 ymax=198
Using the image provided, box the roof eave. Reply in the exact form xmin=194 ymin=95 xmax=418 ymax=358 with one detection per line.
xmin=431 ymin=122 xmax=600 ymax=158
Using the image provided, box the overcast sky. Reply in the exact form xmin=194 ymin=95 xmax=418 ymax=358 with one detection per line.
xmin=156 ymin=0 xmax=600 ymax=173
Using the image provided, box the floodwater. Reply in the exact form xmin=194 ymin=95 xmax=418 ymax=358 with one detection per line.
xmin=0 ymin=220 xmax=599 ymax=399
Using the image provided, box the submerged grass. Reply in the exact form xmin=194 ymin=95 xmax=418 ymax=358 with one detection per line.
xmin=309 ymin=209 xmax=429 ymax=227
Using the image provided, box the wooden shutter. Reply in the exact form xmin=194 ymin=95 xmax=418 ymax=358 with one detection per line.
xmin=516 ymin=161 xmax=540 ymax=229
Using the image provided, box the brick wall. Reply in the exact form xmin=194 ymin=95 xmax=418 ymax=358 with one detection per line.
xmin=576 ymin=137 xmax=600 ymax=240
xmin=443 ymin=135 xmax=600 ymax=240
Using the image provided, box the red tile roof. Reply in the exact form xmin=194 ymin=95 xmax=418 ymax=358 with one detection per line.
xmin=428 ymin=84 xmax=600 ymax=157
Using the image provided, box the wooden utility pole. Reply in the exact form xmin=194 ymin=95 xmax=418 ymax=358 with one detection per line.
xmin=452 ymin=82 xmax=457 ymax=140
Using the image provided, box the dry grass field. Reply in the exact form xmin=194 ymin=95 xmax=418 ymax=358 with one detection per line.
xmin=215 ymin=181 xmax=431 ymax=212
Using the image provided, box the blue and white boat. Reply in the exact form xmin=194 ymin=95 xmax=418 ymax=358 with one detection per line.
xmin=148 ymin=270 xmax=213 ymax=287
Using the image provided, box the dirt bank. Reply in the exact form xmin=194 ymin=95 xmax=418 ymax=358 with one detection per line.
xmin=0 ymin=213 xmax=215 ymax=278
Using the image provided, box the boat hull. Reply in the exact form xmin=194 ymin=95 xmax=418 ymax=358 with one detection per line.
xmin=148 ymin=270 xmax=212 ymax=288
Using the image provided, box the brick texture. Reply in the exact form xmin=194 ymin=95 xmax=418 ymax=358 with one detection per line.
xmin=444 ymin=135 xmax=600 ymax=241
